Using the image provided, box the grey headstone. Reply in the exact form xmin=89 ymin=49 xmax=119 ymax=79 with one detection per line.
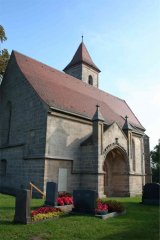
xmin=14 ymin=189 xmax=31 ymax=224
xmin=142 ymin=183 xmax=160 ymax=205
xmin=73 ymin=190 xmax=98 ymax=213
xmin=45 ymin=182 xmax=58 ymax=206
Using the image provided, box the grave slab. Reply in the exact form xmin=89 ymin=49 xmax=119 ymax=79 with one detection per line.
xmin=14 ymin=189 xmax=31 ymax=224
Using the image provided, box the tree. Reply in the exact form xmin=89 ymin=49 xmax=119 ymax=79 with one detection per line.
xmin=150 ymin=140 xmax=160 ymax=183
xmin=0 ymin=25 xmax=7 ymax=43
xmin=0 ymin=25 xmax=10 ymax=81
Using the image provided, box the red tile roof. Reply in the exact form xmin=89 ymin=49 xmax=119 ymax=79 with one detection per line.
xmin=63 ymin=42 xmax=100 ymax=72
xmin=12 ymin=51 xmax=144 ymax=130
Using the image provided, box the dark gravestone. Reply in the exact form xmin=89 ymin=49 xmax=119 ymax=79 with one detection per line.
xmin=45 ymin=182 xmax=58 ymax=206
xmin=14 ymin=189 xmax=31 ymax=224
xmin=142 ymin=183 xmax=160 ymax=205
xmin=73 ymin=190 xmax=98 ymax=213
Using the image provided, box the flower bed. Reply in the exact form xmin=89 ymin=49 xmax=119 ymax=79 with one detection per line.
xmin=31 ymin=206 xmax=63 ymax=222
xmin=57 ymin=192 xmax=73 ymax=206
xmin=95 ymin=199 xmax=126 ymax=219
xmin=100 ymin=199 xmax=125 ymax=213
xmin=95 ymin=200 xmax=108 ymax=215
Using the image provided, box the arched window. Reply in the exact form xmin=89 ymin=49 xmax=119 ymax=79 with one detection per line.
xmin=88 ymin=75 xmax=93 ymax=85
xmin=132 ymin=139 xmax=136 ymax=171
xmin=2 ymin=101 xmax=12 ymax=145
xmin=0 ymin=159 xmax=7 ymax=176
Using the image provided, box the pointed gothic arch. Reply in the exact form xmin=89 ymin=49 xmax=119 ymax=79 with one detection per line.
xmin=103 ymin=144 xmax=129 ymax=197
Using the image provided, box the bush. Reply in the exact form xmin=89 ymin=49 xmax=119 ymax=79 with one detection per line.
xmin=58 ymin=192 xmax=72 ymax=197
xmin=100 ymin=199 xmax=125 ymax=213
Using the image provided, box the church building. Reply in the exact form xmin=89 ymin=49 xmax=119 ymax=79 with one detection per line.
xmin=0 ymin=40 xmax=151 ymax=197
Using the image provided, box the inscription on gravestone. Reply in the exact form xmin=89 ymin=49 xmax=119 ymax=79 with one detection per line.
xmin=73 ymin=190 xmax=98 ymax=213
xmin=45 ymin=182 xmax=58 ymax=206
xmin=142 ymin=183 xmax=160 ymax=205
xmin=14 ymin=189 xmax=31 ymax=224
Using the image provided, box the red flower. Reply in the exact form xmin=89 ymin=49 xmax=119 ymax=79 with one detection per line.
xmin=31 ymin=206 xmax=61 ymax=217
xmin=57 ymin=197 xmax=64 ymax=206
xmin=95 ymin=200 xmax=108 ymax=212
xmin=56 ymin=196 xmax=73 ymax=206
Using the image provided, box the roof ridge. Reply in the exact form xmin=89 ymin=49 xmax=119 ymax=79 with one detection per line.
xmin=13 ymin=50 xmax=125 ymax=103
xmin=12 ymin=50 xmax=145 ymax=130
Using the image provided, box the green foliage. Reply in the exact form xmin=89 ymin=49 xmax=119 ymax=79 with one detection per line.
xmin=100 ymin=199 xmax=125 ymax=213
xmin=0 ymin=25 xmax=10 ymax=79
xmin=0 ymin=49 xmax=10 ymax=76
xmin=151 ymin=141 xmax=160 ymax=183
xmin=0 ymin=25 xmax=7 ymax=43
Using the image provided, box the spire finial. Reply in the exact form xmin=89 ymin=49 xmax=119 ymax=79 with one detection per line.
xmin=92 ymin=104 xmax=104 ymax=122
xmin=122 ymin=115 xmax=133 ymax=131
xmin=81 ymin=34 xmax=83 ymax=42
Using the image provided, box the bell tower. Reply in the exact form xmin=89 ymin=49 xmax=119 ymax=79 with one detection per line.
xmin=63 ymin=39 xmax=100 ymax=88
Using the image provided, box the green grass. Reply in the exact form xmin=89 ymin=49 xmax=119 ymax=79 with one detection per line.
xmin=0 ymin=194 xmax=159 ymax=240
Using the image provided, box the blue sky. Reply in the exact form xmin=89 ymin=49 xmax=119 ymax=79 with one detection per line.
xmin=1 ymin=0 xmax=160 ymax=149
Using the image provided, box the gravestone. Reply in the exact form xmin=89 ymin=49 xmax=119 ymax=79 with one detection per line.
xmin=14 ymin=189 xmax=31 ymax=224
xmin=73 ymin=190 xmax=98 ymax=213
xmin=142 ymin=183 xmax=160 ymax=205
xmin=45 ymin=182 xmax=58 ymax=206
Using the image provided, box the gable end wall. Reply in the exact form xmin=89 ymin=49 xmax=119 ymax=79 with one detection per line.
xmin=0 ymin=56 xmax=48 ymax=193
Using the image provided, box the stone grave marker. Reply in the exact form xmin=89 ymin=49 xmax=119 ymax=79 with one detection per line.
xmin=45 ymin=182 xmax=58 ymax=206
xmin=14 ymin=189 xmax=31 ymax=224
xmin=73 ymin=190 xmax=98 ymax=213
xmin=142 ymin=183 xmax=160 ymax=205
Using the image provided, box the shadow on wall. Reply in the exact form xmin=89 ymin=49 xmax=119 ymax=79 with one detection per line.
xmin=47 ymin=120 xmax=90 ymax=159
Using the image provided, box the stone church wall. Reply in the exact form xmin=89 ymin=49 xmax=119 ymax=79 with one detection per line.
xmin=64 ymin=64 xmax=99 ymax=87
xmin=103 ymin=122 xmax=127 ymax=151
xmin=0 ymin=56 xmax=48 ymax=193
xmin=44 ymin=113 xmax=92 ymax=193
xmin=64 ymin=65 xmax=82 ymax=80
xmin=132 ymin=136 xmax=143 ymax=174
xmin=81 ymin=64 xmax=99 ymax=87
xmin=129 ymin=175 xmax=143 ymax=196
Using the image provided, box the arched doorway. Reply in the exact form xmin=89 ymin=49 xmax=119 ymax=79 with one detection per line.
xmin=103 ymin=147 xmax=129 ymax=197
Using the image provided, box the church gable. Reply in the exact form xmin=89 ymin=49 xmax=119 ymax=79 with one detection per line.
xmin=0 ymin=53 xmax=48 ymax=157
xmin=103 ymin=122 xmax=127 ymax=151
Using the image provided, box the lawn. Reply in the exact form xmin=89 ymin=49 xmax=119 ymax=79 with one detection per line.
xmin=0 ymin=194 xmax=159 ymax=240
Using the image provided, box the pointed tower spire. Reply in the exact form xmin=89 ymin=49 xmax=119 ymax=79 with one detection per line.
xmin=92 ymin=105 xmax=105 ymax=122
xmin=63 ymin=40 xmax=100 ymax=88
xmin=63 ymin=42 xmax=100 ymax=72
